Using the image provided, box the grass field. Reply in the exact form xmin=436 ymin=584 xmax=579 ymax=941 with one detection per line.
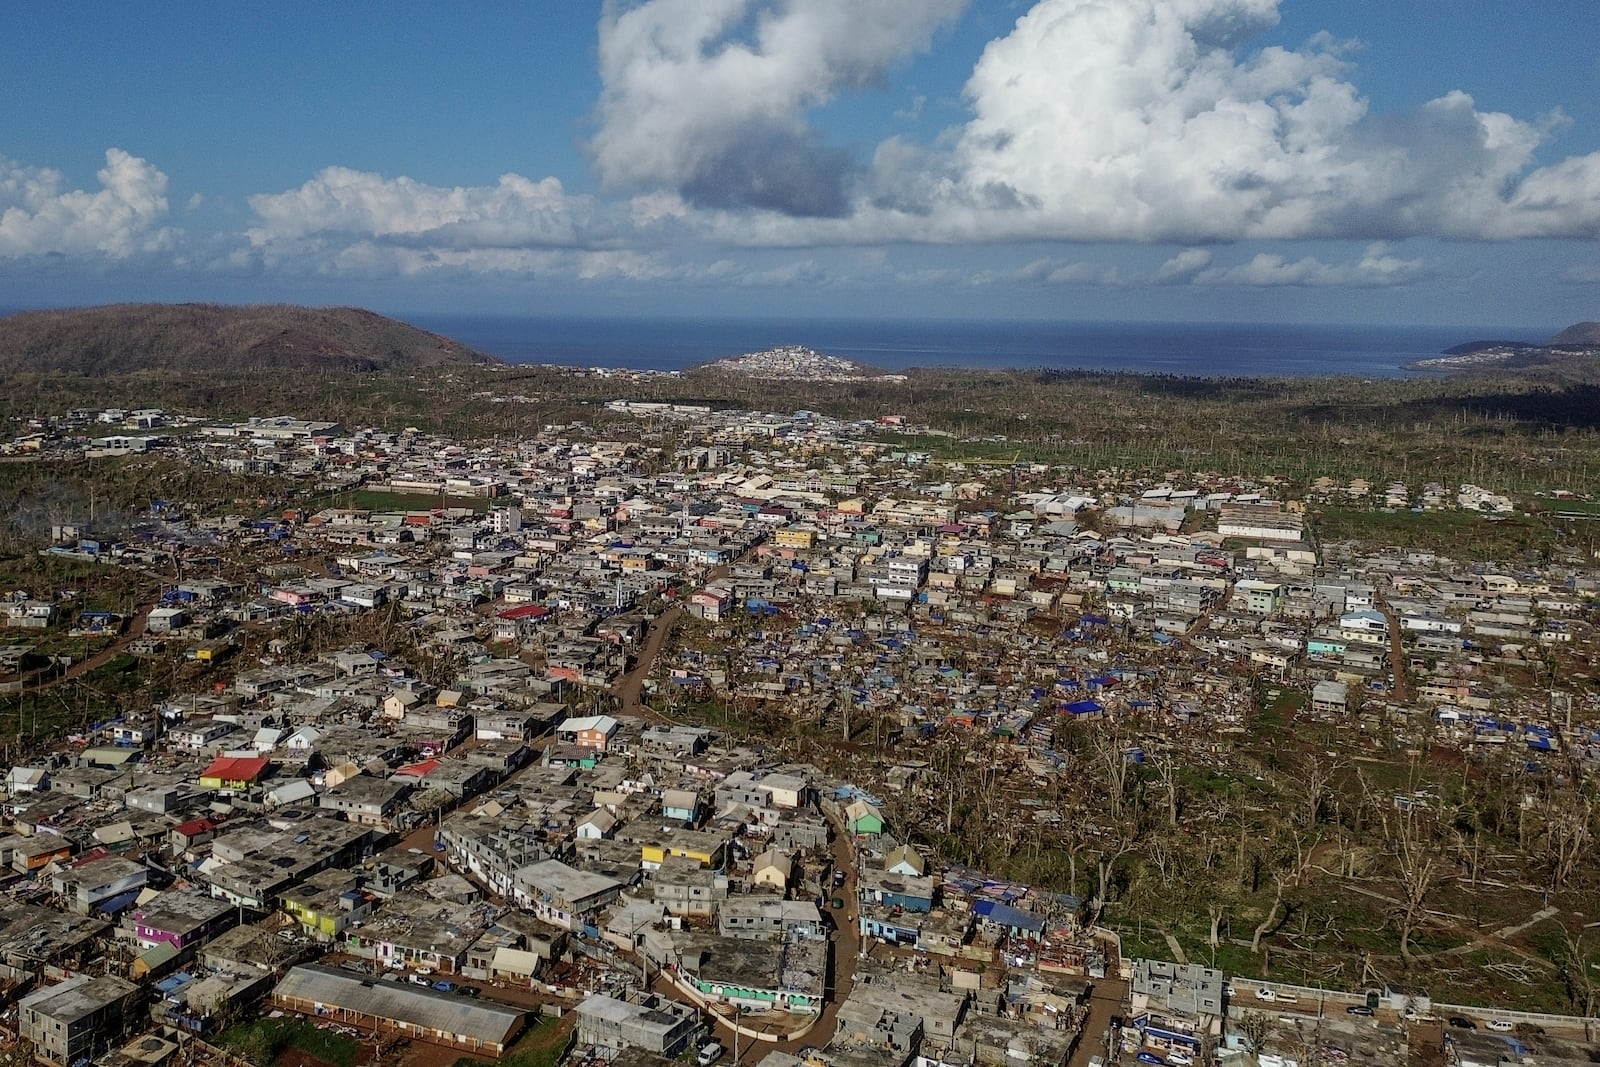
xmin=219 ymin=1016 xmax=361 ymax=1067
xmin=1312 ymin=507 xmax=1556 ymax=560
xmin=452 ymin=1015 xmax=574 ymax=1067
xmin=345 ymin=490 xmax=493 ymax=514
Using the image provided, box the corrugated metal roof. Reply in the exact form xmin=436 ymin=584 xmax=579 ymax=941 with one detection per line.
xmin=273 ymin=965 xmax=524 ymax=1045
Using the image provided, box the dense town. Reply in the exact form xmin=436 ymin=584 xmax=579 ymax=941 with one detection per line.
xmin=1 ymin=378 xmax=1598 ymax=1067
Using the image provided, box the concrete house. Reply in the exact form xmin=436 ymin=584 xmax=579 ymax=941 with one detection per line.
xmin=844 ymin=799 xmax=884 ymax=836
xmin=557 ymin=714 xmax=619 ymax=752
xmin=51 ymin=855 xmax=149 ymax=915
xmin=575 ymin=993 xmax=698 ymax=1057
xmin=575 ymin=809 xmax=618 ymax=840
xmin=20 ymin=974 xmax=141 ymax=1066
xmin=750 ymin=848 xmax=793 ymax=891
xmin=319 ymin=776 xmax=413 ymax=829
xmin=718 ymin=897 xmax=823 ymax=942
xmin=512 ymin=860 xmax=624 ymax=931
xmin=652 ymin=856 xmax=727 ymax=918
xmin=660 ymin=787 xmax=701 ymax=824
xmin=884 ymin=844 xmax=926 ymax=877
xmin=127 ymin=890 xmax=236 ymax=951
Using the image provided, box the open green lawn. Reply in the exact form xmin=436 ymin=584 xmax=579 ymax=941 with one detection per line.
xmin=347 ymin=490 xmax=492 ymax=514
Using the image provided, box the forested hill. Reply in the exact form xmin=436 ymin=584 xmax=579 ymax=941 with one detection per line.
xmin=0 ymin=304 xmax=497 ymax=376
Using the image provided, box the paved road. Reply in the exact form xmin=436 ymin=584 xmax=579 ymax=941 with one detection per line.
xmin=658 ymin=809 xmax=861 ymax=1065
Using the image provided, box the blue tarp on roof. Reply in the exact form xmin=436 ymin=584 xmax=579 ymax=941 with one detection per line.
xmin=1063 ymin=700 xmax=1103 ymax=715
xmin=972 ymin=899 xmax=1046 ymax=933
xmin=97 ymin=889 xmax=143 ymax=915
xmin=156 ymin=972 xmax=195 ymax=996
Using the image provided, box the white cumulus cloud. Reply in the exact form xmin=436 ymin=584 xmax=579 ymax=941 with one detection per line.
xmin=913 ymin=0 xmax=1600 ymax=242
xmin=972 ymin=257 xmax=1122 ymax=286
xmin=247 ymin=167 xmax=591 ymax=249
xmin=590 ymin=0 xmax=967 ymax=217
xmin=1192 ymin=242 xmax=1425 ymax=287
xmin=0 ymin=148 xmax=172 ymax=258
xmin=688 ymin=0 xmax=1600 ymax=249
xmin=1156 ymin=248 xmax=1214 ymax=281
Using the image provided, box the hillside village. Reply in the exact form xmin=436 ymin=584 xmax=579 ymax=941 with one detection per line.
xmin=0 ymin=394 xmax=1598 ymax=1067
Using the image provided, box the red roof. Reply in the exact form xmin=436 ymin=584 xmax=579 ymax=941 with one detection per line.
xmin=395 ymin=758 xmax=442 ymax=778
xmin=498 ymin=604 xmax=549 ymax=620
xmin=174 ymin=817 xmax=218 ymax=837
xmin=199 ymin=755 xmax=271 ymax=782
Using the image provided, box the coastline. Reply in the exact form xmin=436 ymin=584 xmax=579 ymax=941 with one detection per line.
xmin=406 ymin=313 xmax=1536 ymax=380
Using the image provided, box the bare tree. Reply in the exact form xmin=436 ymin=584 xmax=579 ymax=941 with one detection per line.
xmin=1392 ymin=813 xmax=1444 ymax=968
xmin=1538 ymin=790 xmax=1595 ymax=897
xmin=1091 ymin=727 xmax=1134 ymax=821
xmin=1553 ymin=925 xmax=1599 ymax=1018
xmin=1147 ymin=748 xmax=1182 ymax=829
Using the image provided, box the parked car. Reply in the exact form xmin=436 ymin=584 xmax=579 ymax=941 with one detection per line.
xmin=1254 ymin=987 xmax=1276 ymax=1002
xmin=1345 ymin=1005 xmax=1374 ymax=1017
xmin=1167 ymin=1052 xmax=1194 ymax=1066
xmin=433 ymin=980 xmax=455 ymax=993
xmin=697 ymin=1042 xmax=724 ymax=1066
xmin=1485 ymin=1020 xmax=1514 ymax=1033
xmin=1137 ymin=1053 xmax=1165 ymax=1065
xmin=833 ymin=869 xmax=847 ymax=887
xmin=409 ymin=974 xmax=431 ymax=986
xmin=1448 ymin=1017 xmax=1476 ymax=1030
xmin=453 ymin=986 xmax=480 ymax=998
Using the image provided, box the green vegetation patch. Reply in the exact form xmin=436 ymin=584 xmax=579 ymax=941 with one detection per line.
xmin=1312 ymin=507 xmax=1555 ymax=560
xmin=452 ymin=1017 xmax=573 ymax=1067
xmin=218 ymin=1016 xmax=360 ymax=1067
xmin=346 ymin=490 xmax=492 ymax=514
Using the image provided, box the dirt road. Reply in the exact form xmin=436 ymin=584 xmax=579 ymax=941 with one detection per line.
xmin=14 ymin=597 xmax=157 ymax=694
xmin=1067 ymin=976 xmax=1130 ymax=1067
xmin=612 ymin=605 xmax=683 ymax=723
xmin=610 ymin=552 xmax=747 ymax=722
xmin=1375 ymin=593 xmax=1414 ymax=702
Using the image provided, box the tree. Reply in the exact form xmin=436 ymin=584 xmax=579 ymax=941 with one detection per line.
xmin=1090 ymin=726 xmax=1134 ymax=821
xmin=1391 ymin=812 xmax=1444 ymax=968
xmin=1147 ymin=748 xmax=1182 ymax=829
xmin=1235 ymin=1010 xmax=1271 ymax=1053
xmin=1537 ymin=790 xmax=1595 ymax=898
xmin=1553 ymin=925 xmax=1599 ymax=1018
xmin=1208 ymin=902 xmax=1226 ymax=952
xmin=1250 ymin=831 xmax=1320 ymax=956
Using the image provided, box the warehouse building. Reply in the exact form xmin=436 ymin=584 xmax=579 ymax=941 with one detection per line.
xmin=272 ymin=964 xmax=526 ymax=1055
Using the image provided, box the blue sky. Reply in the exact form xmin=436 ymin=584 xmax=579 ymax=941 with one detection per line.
xmin=2 ymin=1 xmax=1597 ymax=328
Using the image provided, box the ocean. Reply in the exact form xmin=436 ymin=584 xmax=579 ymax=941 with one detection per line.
xmin=405 ymin=314 xmax=1543 ymax=379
